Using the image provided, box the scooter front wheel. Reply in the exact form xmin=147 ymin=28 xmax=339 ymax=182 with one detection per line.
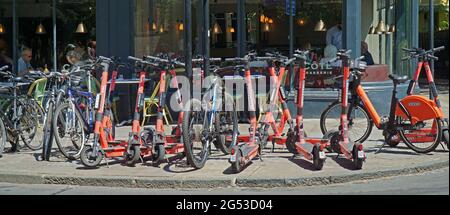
xmin=285 ymin=130 xmax=299 ymax=155
xmin=80 ymin=145 xmax=103 ymax=168
xmin=312 ymin=144 xmax=326 ymax=170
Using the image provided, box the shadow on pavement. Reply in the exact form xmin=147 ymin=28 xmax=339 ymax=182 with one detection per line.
xmin=288 ymin=157 xmax=320 ymax=171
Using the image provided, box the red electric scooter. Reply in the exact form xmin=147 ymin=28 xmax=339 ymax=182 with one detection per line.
xmin=134 ymin=54 xmax=187 ymax=166
xmin=324 ymin=50 xmax=366 ymax=170
xmin=228 ymin=53 xmax=261 ymax=173
xmin=285 ymin=50 xmax=329 ymax=170
xmin=402 ymin=46 xmax=448 ymax=148
xmin=80 ymin=56 xmax=155 ymax=168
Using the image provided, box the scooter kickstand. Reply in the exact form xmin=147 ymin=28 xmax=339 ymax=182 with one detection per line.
xmin=375 ymin=142 xmax=387 ymax=154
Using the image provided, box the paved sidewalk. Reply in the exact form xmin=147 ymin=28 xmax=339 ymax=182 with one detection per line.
xmin=0 ymin=93 xmax=448 ymax=189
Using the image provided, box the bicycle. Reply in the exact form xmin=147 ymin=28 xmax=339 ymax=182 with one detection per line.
xmin=320 ymin=50 xmax=445 ymax=154
xmin=182 ymin=57 xmax=239 ymax=169
xmin=52 ymin=61 xmax=104 ymax=160
xmin=0 ymin=68 xmax=42 ymax=155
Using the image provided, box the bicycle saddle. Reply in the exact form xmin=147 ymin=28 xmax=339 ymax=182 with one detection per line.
xmin=389 ymin=74 xmax=409 ymax=84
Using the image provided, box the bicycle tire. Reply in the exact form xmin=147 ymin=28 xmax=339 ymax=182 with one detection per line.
xmin=320 ymin=101 xmax=374 ymax=144
xmin=182 ymin=99 xmax=209 ymax=169
xmin=0 ymin=117 xmax=6 ymax=157
xmin=42 ymin=102 xmax=54 ymax=161
xmin=399 ymin=118 xmax=442 ymax=154
xmin=22 ymin=99 xmax=44 ymax=150
xmin=53 ymin=102 xmax=86 ymax=160
xmin=214 ymin=94 xmax=238 ymax=155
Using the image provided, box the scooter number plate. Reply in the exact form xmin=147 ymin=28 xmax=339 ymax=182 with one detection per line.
xmin=230 ymin=154 xmax=237 ymax=162
xmin=358 ymin=151 xmax=365 ymax=159
xmin=319 ymin=151 xmax=326 ymax=159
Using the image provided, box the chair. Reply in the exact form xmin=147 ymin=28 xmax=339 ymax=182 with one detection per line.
xmin=27 ymin=78 xmax=48 ymax=108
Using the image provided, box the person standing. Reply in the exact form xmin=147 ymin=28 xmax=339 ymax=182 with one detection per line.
xmin=326 ymin=21 xmax=343 ymax=50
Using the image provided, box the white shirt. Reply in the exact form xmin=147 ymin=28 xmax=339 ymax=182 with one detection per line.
xmin=326 ymin=26 xmax=343 ymax=50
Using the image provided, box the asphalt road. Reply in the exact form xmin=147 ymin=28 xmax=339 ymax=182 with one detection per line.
xmin=0 ymin=168 xmax=448 ymax=195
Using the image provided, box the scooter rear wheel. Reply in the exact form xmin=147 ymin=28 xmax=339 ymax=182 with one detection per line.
xmin=352 ymin=143 xmax=364 ymax=170
xmin=125 ymin=145 xmax=141 ymax=167
xmin=80 ymin=145 xmax=103 ymax=168
xmin=152 ymin=144 xmax=165 ymax=164
xmin=231 ymin=147 xmax=243 ymax=174
xmin=312 ymin=144 xmax=325 ymax=170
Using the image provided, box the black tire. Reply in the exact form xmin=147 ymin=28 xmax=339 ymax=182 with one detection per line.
xmin=19 ymin=100 xmax=41 ymax=150
xmin=125 ymin=145 xmax=141 ymax=166
xmin=152 ymin=144 xmax=165 ymax=164
xmin=214 ymin=94 xmax=238 ymax=155
xmin=320 ymin=101 xmax=373 ymax=144
xmin=285 ymin=129 xmax=299 ymax=155
xmin=80 ymin=145 xmax=103 ymax=168
xmin=383 ymin=131 xmax=401 ymax=147
xmin=182 ymin=99 xmax=209 ymax=169
xmin=442 ymin=128 xmax=449 ymax=148
xmin=0 ymin=117 xmax=6 ymax=157
xmin=22 ymin=99 xmax=44 ymax=150
xmin=230 ymin=146 xmax=243 ymax=173
xmin=41 ymin=102 xmax=54 ymax=161
xmin=53 ymin=102 xmax=86 ymax=160
xmin=313 ymin=144 xmax=325 ymax=170
xmin=352 ymin=143 xmax=364 ymax=170
xmin=399 ymin=118 xmax=442 ymax=154
xmin=327 ymin=130 xmax=342 ymax=154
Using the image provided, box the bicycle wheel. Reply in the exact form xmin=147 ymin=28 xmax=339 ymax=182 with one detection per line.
xmin=22 ymin=99 xmax=44 ymax=150
xmin=214 ymin=94 xmax=238 ymax=155
xmin=18 ymin=100 xmax=41 ymax=150
xmin=320 ymin=101 xmax=373 ymax=144
xmin=42 ymin=101 xmax=54 ymax=161
xmin=53 ymin=102 xmax=86 ymax=160
xmin=0 ymin=117 xmax=6 ymax=157
xmin=182 ymin=99 xmax=209 ymax=169
xmin=398 ymin=118 xmax=442 ymax=154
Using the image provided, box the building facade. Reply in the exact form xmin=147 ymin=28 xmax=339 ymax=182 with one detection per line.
xmin=0 ymin=0 xmax=448 ymax=120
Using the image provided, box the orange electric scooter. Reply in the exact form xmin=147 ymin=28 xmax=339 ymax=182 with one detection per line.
xmin=255 ymin=52 xmax=297 ymax=152
xmin=402 ymin=46 xmax=448 ymax=147
xmin=80 ymin=56 xmax=155 ymax=168
xmin=324 ymin=50 xmax=366 ymax=170
xmin=285 ymin=50 xmax=329 ymax=170
xmin=135 ymin=54 xmax=187 ymax=166
xmin=228 ymin=53 xmax=261 ymax=173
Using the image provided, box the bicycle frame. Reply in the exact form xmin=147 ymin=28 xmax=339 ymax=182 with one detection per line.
xmin=350 ymin=69 xmax=443 ymax=144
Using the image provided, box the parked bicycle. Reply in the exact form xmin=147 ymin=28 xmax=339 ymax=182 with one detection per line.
xmin=182 ymin=57 xmax=239 ymax=169
xmin=0 ymin=67 xmax=43 ymax=156
xmin=320 ymin=49 xmax=445 ymax=154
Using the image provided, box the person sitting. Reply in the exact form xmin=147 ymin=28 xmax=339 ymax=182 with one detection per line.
xmin=17 ymin=47 xmax=33 ymax=77
xmin=361 ymin=41 xmax=375 ymax=65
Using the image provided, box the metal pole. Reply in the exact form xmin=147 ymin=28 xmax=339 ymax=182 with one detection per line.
xmin=203 ymin=0 xmax=210 ymax=76
xmin=289 ymin=0 xmax=294 ymax=92
xmin=237 ymin=0 xmax=246 ymax=57
xmin=53 ymin=0 xmax=57 ymax=72
xmin=12 ymin=0 xmax=17 ymax=75
xmin=429 ymin=0 xmax=435 ymax=76
xmin=184 ymin=0 xmax=192 ymax=78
